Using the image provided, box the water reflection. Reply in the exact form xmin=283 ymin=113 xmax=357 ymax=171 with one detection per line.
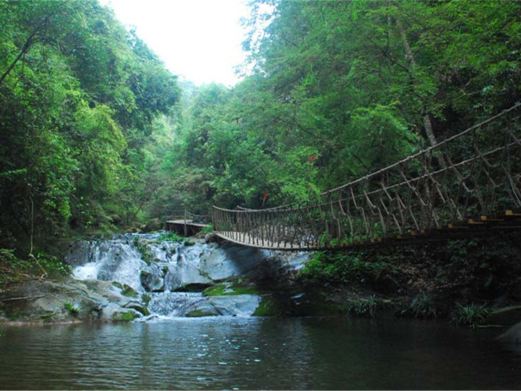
xmin=0 ymin=317 xmax=520 ymax=389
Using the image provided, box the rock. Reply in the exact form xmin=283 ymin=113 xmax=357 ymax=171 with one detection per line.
xmin=111 ymin=309 xmax=141 ymax=322
xmin=163 ymin=251 xmax=212 ymax=291
xmin=185 ymin=308 xmax=217 ymax=317
xmin=208 ymin=294 xmax=261 ymax=317
xmin=65 ymin=241 xmax=94 ymax=266
xmin=140 ymin=264 xmax=164 ymax=292
xmin=498 ymin=321 xmax=521 ymax=345
xmin=204 ymin=233 xmax=220 ymax=243
xmin=0 ymin=278 xmax=149 ymax=324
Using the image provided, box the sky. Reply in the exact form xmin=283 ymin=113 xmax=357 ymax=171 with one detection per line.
xmin=101 ymin=0 xmax=250 ymax=86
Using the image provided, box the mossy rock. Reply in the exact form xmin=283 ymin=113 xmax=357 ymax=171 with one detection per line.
xmin=203 ymin=282 xmax=259 ymax=297
xmin=141 ymin=293 xmax=151 ymax=306
xmin=120 ymin=284 xmax=138 ymax=298
xmin=126 ymin=304 xmax=150 ymax=316
xmin=185 ymin=309 xmax=216 ymax=318
xmin=112 ymin=311 xmax=139 ymax=322
xmin=253 ymin=296 xmax=285 ymax=317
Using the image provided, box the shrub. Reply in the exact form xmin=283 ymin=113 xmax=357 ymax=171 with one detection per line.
xmin=159 ymin=232 xmax=184 ymax=242
xmin=346 ymin=296 xmax=378 ymax=318
xmin=299 ymin=251 xmax=395 ymax=286
xmin=201 ymin=224 xmax=213 ymax=234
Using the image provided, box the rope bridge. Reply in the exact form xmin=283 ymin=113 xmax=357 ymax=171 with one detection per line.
xmin=211 ymin=104 xmax=521 ymax=250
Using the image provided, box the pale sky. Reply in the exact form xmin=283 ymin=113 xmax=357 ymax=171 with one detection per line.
xmin=101 ymin=0 xmax=250 ymax=86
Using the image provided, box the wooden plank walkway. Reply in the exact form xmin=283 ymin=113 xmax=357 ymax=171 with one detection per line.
xmin=213 ymin=211 xmax=521 ymax=251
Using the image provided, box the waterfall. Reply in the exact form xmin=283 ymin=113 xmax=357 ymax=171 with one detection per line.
xmin=66 ymin=233 xmax=264 ymax=318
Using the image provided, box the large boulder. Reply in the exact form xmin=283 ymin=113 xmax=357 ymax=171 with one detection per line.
xmin=0 ymin=278 xmax=146 ymax=324
xmin=498 ymin=320 xmax=521 ymax=345
xmin=140 ymin=264 xmax=165 ymax=292
xmin=208 ymin=294 xmax=261 ymax=316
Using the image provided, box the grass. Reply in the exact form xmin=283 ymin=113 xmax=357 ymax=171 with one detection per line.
xmin=64 ymin=302 xmax=80 ymax=317
xmin=398 ymin=292 xmax=439 ymax=319
xmin=452 ymin=303 xmax=490 ymax=327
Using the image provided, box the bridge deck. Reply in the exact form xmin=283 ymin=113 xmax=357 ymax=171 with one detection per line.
xmin=213 ymin=211 xmax=521 ymax=251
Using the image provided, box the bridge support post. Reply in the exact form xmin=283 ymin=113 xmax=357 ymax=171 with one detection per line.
xmin=184 ymin=209 xmax=188 ymax=236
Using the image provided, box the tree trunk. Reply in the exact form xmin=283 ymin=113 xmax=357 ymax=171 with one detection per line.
xmin=396 ymin=18 xmax=438 ymax=147
xmin=0 ymin=16 xmax=49 ymax=87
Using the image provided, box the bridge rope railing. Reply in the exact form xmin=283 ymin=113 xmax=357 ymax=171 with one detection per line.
xmin=212 ymin=103 xmax=521 ymax=249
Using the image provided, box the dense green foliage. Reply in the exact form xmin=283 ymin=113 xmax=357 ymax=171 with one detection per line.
xmin=299 ymin=234 xmax=521 ymax=320
xmin=0 ymin=0 xmax=179 ymax=254
xmin=0 ymin=248 xmax=70 ymax=288
xmin=153 ymin=0 xmax=521 ymax=214
xmin=1 ymin=0 xmax=520 ymax=260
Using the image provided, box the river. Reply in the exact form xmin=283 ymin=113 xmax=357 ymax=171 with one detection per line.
xmin=1 ymin=316 xmax=520 ymax=389
xmin=1 ymin=234 xmax=520 ymax=389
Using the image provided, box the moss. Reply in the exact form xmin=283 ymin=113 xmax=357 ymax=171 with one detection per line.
xmin=185 ymin=309 xmax=215 ymax=317
xmin=253 ymin=296 xmax=284 ymax=317
xmin=203 ymin=282 xmax=259 ymax=297
xmin=127 ymin=305 xmax=150 ymax=316
xmin=112 ymin=281 xmax=123 ymax=289
xmin=132 ymin=238 xmax=155 ymax=265
xmin=141 ymin=293 xmax=151 ymax=306
xmin=183 ymin=239 xmax=195 ymax=246
xmin=120 ymin=284 xmax=138 ymax=298
xmin=112 ymin=311 xmax=139 ymax=322
xmin=39 ymin=311 xmax=57 ymax=321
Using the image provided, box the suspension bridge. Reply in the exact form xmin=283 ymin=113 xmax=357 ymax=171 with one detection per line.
xmin=169 ymin=103 xmax=521 ymax=250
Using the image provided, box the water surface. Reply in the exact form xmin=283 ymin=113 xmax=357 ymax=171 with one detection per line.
xmin=1 ymin=317 xmax=520 ymax=389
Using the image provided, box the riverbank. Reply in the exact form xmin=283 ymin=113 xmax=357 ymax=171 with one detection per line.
xmin=289 ymin=232 xmax=521 ymax=334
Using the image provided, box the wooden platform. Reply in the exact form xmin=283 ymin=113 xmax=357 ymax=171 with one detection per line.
xmin=166 ymin=219 xmax=208 ymax=228
xmin=165 ymin=219 xmax=209 ymax=236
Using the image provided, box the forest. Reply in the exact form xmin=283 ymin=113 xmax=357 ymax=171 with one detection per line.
xmin=1 ymin=0 xmax=520 ymax=257
xmin=2 ymin=2 xmax=521 ymax=388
